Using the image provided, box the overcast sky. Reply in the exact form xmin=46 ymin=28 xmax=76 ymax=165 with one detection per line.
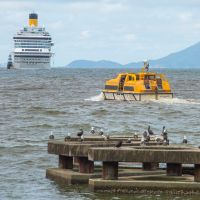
xmin=0 ymin=0 xmax=200 ymax=66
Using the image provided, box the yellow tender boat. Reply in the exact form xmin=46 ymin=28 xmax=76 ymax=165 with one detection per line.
xmin=102 ymin=64 xmax=173 ymax=101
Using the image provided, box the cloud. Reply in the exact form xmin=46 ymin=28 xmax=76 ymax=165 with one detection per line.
xmin=80 ymin=30 xmax=91 ymax=40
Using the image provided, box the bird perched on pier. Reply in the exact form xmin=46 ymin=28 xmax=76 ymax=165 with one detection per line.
xmin=126 ymin=138 xmax=131 ymax=143
xmin=64 ymin=133 xmax=71 ymax=141
xmin=80 ymin=134 xmax=84 ymax=142
xmin=162 ymin=126 xmax=168 ymax=140
xmin=49 ymin=131 xmax=54 ymax=140
xmin=115 ymin=140 xmax=123 ymax=148
xmin=182 ymin=136 xmax=188 ymax=144
xmin=77 ymin=129 xmax=83 ymax=137
xmin=90 ymin=127 xmax=95 ymax=134
xmin=102 ymin=134 xmax=110 ymax=141
xmin=140 ymin=136 xmax=146 ymax=145
xmin=163 ymin=139 xmax=169 ymax=146
xmin=162 ymin=126 xmax=167 ymax=135
xmin=143 ymin=131 xmax=148 ymax=138
xmin=148 ymin=126 xmax=154 ymax=135
xmin=98 ymin=129 xmax=104 ymax=136
xmin=133 ymin=133 xmax=138 ymax=139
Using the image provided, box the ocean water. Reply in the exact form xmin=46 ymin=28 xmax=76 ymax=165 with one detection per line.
xmin=0 ymin=67 xmax=200 ymax=200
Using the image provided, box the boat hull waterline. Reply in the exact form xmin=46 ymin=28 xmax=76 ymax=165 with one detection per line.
xmin=103 ymin=91 xmax=173 ymax=101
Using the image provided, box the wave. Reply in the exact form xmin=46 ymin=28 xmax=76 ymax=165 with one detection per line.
xmin=85 ymin=92 xmax=104 ymax=101
xmin=151 ymin=98 xmax=200 ymax=105
xmin=85 ymin=92 xmax=200 ymax=105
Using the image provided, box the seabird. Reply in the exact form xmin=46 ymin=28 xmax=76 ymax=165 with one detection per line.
xmin=140 ymin=136 xmax=146 ymax=145
xmin=182 ymin=136 xmax=188 ymax=144
xmin=126 ymin=138 xmax=131 ymax=143
xmin=133 ymin=133 xmax=138 ymax=139
xmin=115 ymin=140 xmax=123 ymax=148
xmin=163 ymin=139 xmax=169 ymax=146
xmin=146 ymin=135 xmax=150 ymax=142
xmin=99 ymin=129 xmax=104 ymax=136
xmin=143 ymin=131 xmax=148 ymax=138
xmin=162 ymin=126 xmax=168 ymax=140
xmin=90 ymin=127 xmax=95 ymax=134
xmin=49 ymin=131 xmax=54 ymax=140
xmin=102 ymin=134 xmax=110 ymax=141
xmin=148 ymin=126 xmax=154 ymax=135
xmin=162 ymin=126 xmax=167 ymax=134
xmin=65 ymin=133 xmax=71 ymax=141
xmin=80 ymin=134 xmax=84 ymax=142
xmin=77 ymin=129 xmax=83 ymax=137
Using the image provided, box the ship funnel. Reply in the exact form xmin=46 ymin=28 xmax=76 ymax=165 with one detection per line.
xmin=29 ymin=13 xmax=38 ymax=27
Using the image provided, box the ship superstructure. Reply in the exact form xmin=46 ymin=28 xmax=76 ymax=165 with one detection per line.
xmin=13 ymin=13 xmax=53 ymax=69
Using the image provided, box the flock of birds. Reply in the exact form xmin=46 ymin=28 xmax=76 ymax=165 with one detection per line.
xmin=49 ymin=125 xmax=188 ymax=148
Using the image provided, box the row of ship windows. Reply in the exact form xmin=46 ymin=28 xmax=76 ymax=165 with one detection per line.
xmin=15 ymin=42 xmax=51 ymax=45
xmin=14 ymin=40 xmax=51 ymax=43
xmin=15 ymin=52 xmax=50 ymax=54
xmin=15 ymin=46 xmax=50 ymax=48
xmin=15 ymin=58 xmax=49 ymax=61
xmin=15 ymin=42 xmax=51 ymax=46
xmin=15 ymin=61 xmax=49 ymax=64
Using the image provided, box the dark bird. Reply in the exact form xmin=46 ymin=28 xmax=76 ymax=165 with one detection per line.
xmin=143 ymin=131 xmax=148 ymax=138
xmin=162 ymin=126 xmax=167 ymax=134
xmin=148 ymin=126 xmax=154 ymax=135
xmin=77 ymin=129 xmax=83 ymax=137
xmin=99 ymin=129 xmax=104 ymax=136
xmin=64 ymin=133 xmax=71 ymax=141
xmin=162 ymin=126 xmax=168 ymax=140
xmin=182 ymin=136 xmax=188 ymax=144
xmin=115 ymin=140 xmax=123 ymax=148
xmin=90 ymin=127 xmax=95 ymax=134
xmin=49 ymin=131 xmax=54 ymax=140
xmin=126 ymin=138 xmax=131 ymax=143
xmin=146 ymin=135 xmax=150 ymax=142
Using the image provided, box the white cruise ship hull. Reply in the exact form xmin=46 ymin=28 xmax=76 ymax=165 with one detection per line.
xmin=14 ymin=62 xmax=50 ymax=69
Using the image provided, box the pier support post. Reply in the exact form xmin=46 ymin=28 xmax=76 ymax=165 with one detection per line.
xmin=78 ymin=157 xmax=94 ymax=173
xmin=167 ymin=163 xmax=182 ymax=176
xmin=102 ymin=161 xmax=118 ymax=180
xmin=194 ymin=164 xmax=200 ymax=182
xmin=142 ymin=162 xmax=158 ymax=171
xmin=59 ymin=155 xmax=73 ymax=169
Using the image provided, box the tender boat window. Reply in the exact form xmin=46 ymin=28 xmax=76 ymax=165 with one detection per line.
xmin=128 ymin=76 xmax=132 ymax=81
xmin=145 ymin=75 xmax=155 ymax=80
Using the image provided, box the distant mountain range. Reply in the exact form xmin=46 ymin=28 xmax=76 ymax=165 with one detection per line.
xmin=67 ymin=42 xmax=200 ymax=68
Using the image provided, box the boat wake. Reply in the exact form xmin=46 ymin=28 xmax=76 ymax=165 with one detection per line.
xmin=150 ymin=98 xmax=200 ymax=105
xmin=85 ymin=93 xmax=200 ymax=105
xmin=85 ymin=93 xmax=104 ymax=101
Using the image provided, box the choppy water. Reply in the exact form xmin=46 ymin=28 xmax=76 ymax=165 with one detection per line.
xmin=0 ymin=68 xmax=200 ymax=200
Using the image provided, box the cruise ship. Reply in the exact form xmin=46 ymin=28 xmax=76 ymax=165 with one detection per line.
xmin=13 ymin=13 xmax=54 ymax=69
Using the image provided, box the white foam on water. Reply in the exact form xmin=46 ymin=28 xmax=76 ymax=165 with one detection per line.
xmin=85 ymin=92 xmax=104 ymax=101
xmin=150 ymin=98 xmax=200 ymax=105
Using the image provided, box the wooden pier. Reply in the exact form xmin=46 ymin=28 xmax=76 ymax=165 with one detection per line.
xmin=46 ymin=136 xmax=200 ymax=195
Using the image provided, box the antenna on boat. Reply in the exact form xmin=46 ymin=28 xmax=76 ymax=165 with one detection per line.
xmin=144 ymin=60 xmax=149 ymax=72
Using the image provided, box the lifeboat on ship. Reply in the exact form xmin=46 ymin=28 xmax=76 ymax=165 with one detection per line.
xmin=102 ymin=62 xmax=173 ymax=101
